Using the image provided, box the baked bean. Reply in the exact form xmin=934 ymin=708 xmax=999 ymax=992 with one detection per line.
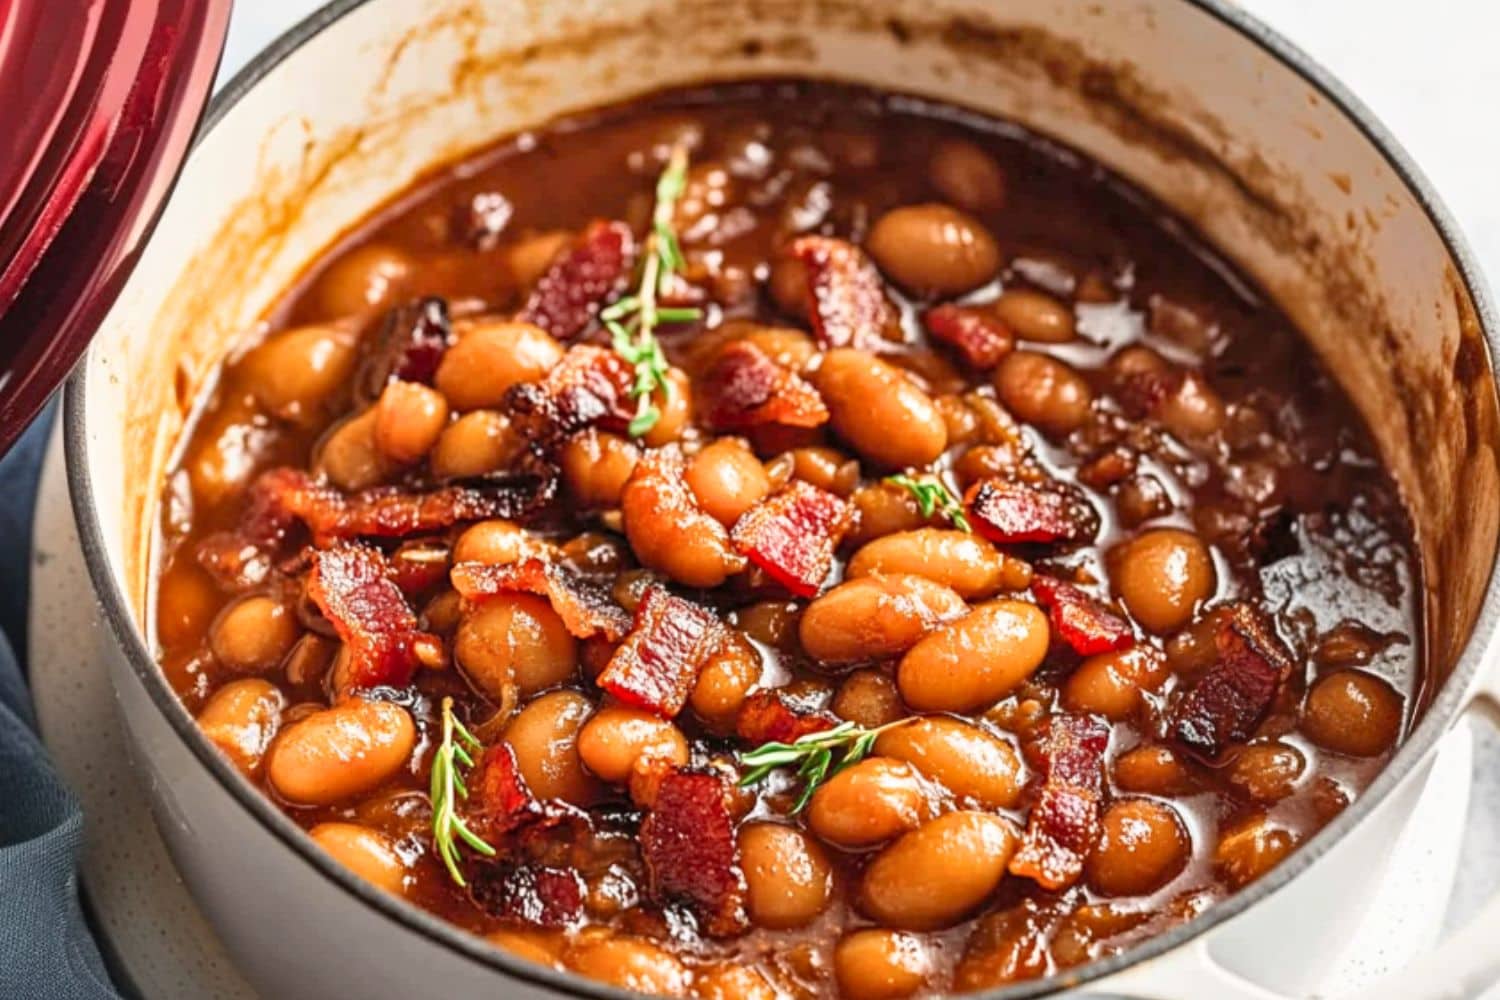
xmin=455 ymin=595 xmax=577 ymax=702
xmin=157 ymin=565 xmax=220 ymax=649
xmin=506 ymin=230 xmax=573 ymax=289
xmin=621 ymin=453 xmax=745 ymax=588
xmin=435 ymin=321 xmax=563 ymax=411
xmin=267 ymin=699 xmax=415 ymax=806
xmin=783 ymin=446 xmax=860 ymax=497
xmin=238 ymin=323 xmax=358 ymax=423
xmin=835 ymin=929 xmax=932 ymax=1000
xmin=310 ymin=822 xmax=407 ymax=895
xmin=739 ymin=823 xmax=833 ymax=929
xmin=693 ymin=965 xmax=778 ymax=1000
xmin=561 ymin=430 xmax=641 ymax=508
xmin=567 ymin=935 xmax=689 ymax=996
xmin=733 ymin=600 xmax=800 ymax=649
xmin=808 ymin=757 xmax=930 ymax=847
xmin=1215 ymin=814 xmax=1297 ymax=889
xmin=875 ymin=717 xmax=1023 ymax=809
xmin=768 ymin=253 xmax=811 ymax=319
xmin=867 ymin=204 xmax=1000 ymax=297
xmin=209 ymin=595 xmax=299 ymax=674
xmin=503 ymin=690 xmax=599 ymax=806
xmin=850 ymin=482 xmax=933 ymax=544
xmin=1116 ymin=474 xmax=1173 ymax=527
xmin=860 ymin=812 xmax=1018 ymax=929
xmin=813 ymin=349 xmax=947 ymax=468
xmin=738 ymin=325 xmax=816 ymax=370
xmin=800 ymin=575 xmax=967 ymax=665
xmin=1301 ymin=670 xmax=1403 ymax=757
xmin=898 ymin=601 xmax=1049 ymax=712
xmin=1113 ymin=745 xmax=1196 ymax=796
xmin=993 ymin=351 xmax=1093 ymax=436
xmin=372 ymin=380 xmax=449 ymax=464
xmin=847 ymin=529 xmax=1029 ymax=598
xmin=197 ymin=679 xmax=285 ymax=778
xmin=1062 ymin=646 xmax=1168 ymax=721
xmin=832 ymin=669 xmax=904 ymax=728
xmin=310 ymin=242 xmax=413 ymax=318
xmin=1227 ymin=741 xmax=1306 ymax=802
xmin=687 ymin=438 xmax=771 ymax=524
xmin=489 ymin=928 xmax=563 ymax=968
xmin=639 ymin=368 xmax=694 ymax=447
xmin=929 ymin=138 xmax=1005 ymax=214
xmin=1086 ymin=799 xmax=1190 ymax=896
xmin=936 ymin=394 xmax=981 ymax=445
xmin=994 ymin=289 xmax=1075 ymax=343
xmin=1158 ymin=372 xmax=1225 ymax=440
xmin=690 ymin=635 xmax=762 ymax=727
xmin=429 ymin=410 xmax=523 ymax=479
xmin=577 ymin=706 xmax=688 ymax=783
xmin=1110 ymin=529 xmax=1216 ymax=633
xmin=318 ymin=408 xmax=393 ymax=491
xmin=452 ymin=519 xmax=535 ymax=566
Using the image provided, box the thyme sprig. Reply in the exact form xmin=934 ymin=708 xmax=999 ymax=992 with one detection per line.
xmin=431 ymin=697 xmax=496 ymax=888
xmin=600 ymin=143 xmax=702 ymax=437
xmin=737 ymin=718 xmax=914 ymax=813
xmin=886 ymin=473 xmax=972 ymax=533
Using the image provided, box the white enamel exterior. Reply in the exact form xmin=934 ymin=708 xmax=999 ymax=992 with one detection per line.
xmin=66 ymin=1 xmax=1500 ymax=998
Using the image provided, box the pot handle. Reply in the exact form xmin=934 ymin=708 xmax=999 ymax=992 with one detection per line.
xmin=1082 ymin=937 xmax=1292 ymax=1000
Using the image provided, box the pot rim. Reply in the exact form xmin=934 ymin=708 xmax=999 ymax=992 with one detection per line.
xmin=62 ymin=1 xmax=1500 ymax=997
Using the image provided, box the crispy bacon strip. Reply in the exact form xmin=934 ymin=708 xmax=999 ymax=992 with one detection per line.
xmin=451 ymin=558 xmax=632 ymax=642
xmin=356 ymin=296 xmax=453 ymax=402
xmin=1172 ymin=604 xmax=1294 ymax=761
xmin=471 ymin=863 xmax=585 ymax=928
xmin=789 ymin=235 xmax=897 ymax=350
xmin=502 ymin=344 xmax=637 ymax=453
xmin=640 ymin=767 xmax=747 ymax=936
xmin=598 ymin=586 xmax=729 ymax=718
xmin=735 ymin=689 xmax=839 ymax=745
xmin=965 ymin=478 xmax=1099 ymax=546
xmin=1009 ymin=713 xmax=1111 ymax=891
xmin=700 ymin=341 xmax=828 ymax=431
xmin=923 ymin=304 xmax=1015 ymax=370
xmin=1030 ymin=576 xmax=1135 ymax=656
xmin=305 ymin=543 xmax=433 ymax=692
xmin=518 ymin=220 xmax=635 ymax=340
xmin=471 ymin=742 xmax=540 ymax=838
xmin=731 ymin=481 xmax=853 ymax=598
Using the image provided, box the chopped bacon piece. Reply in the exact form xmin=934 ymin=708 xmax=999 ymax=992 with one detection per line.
xmin=731 ymin=482 xmax=853 ymax=597
xmin=305 ymin=543 xmax=433 ymax=692
xmin=1009 ymin=713 xmax=1111 ymax=890
xmin=470 ymin=742 xmax=540 ymax=837
xmin=1172 ymin=604 xmax=1294 ymax=760
xmin=735 ymin=689 xmax=839 ymax=745
xmin=789 ymin=235 xmax=898 ymax=350
xmin=451 ymin=557 xmax=632 ymax=642
xmin=471 ymin=863 xmax=585 ymax=928
xmin=923 ymin=304 xmax=1015 ymax=369
xmin=356 ymin=297 xmax=453 ymax=402
xmin=1030 ymin=576 xmax=1135 ymax=656
xmin=965 ymin=478 xmax=1099 ymax=546
xmin=502 ymin=344 xmax=637 ymax=453
xmin=517 ymin=220 xmax=635 ymax=340
xmin=598 ymin=586 xmax=729 ymax=718
xmin=700 ymin=341 xmax=828 ymax=431
xmin=640 ymin=767 xmax=747 ymax=936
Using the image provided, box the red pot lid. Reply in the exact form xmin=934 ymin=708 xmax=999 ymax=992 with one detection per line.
xmin=0 ymin=0 xmax=231 ymax=454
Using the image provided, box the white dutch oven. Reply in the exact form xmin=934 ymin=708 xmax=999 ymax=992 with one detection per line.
xmin=63 ymin=1 xmax=1500 ymax=997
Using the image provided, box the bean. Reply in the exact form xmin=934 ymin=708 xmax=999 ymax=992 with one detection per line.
xmin=768 ymin=253 xmax=811 ymax=319
xmin=867 ymin=204 xmax=1000 ymax=297
xmin=196 ymin=679 xmax=285 ymax=778
xmin=834 ymin=929 xmax=932 ymax=1000
xmin=813 ymin=349 xmax=947 ymax=468
xmin=689 ymin=635 xmax=762 ymax=727
xmin=1158 ymin=372 xmax=1226 ymax=440
xmin=430 ymin=410 xmax=524 ymax=479
xmin=687 ymin=439 xmax=771 ymax=525
xmin=1062 ymin=646 xmax=1168 ymax=721
xmin=808 ymin=757 xmax=930 ymax=848
xmin=1113 ymin=744 xmax=1196 ymax=796
xmin=800 ymin=575 xmax=967 ymax=665
xmin=733 ymin=600 xmax=801 ymax=649
xmin=318 ymin=408 xmax=393 ymax=491
xmin=310 ymin=242 xmax=413 ymax=318
xmin=739 ymin=823 xmax=833 ymax=929
xmin=621 ymin=453 xmax=744 ymax=588
xmin=372 ymin=380 xmax=449 ymax=464
xmin=847 ymin=529 xmax=1028 ymax=598
xmin=488 ymin=928 xmax=563 ymax=968
xmin=832 ymin=669 xmax=904 ymax=728
xmin=310 ymin=822 xmax=407 ymax=895
xmin=850 ymin=482 xmax=933 ymax=544
xmin=860 ymin=812 xmax=1018 ymax=929
xmin=561 ymin=430 xmax=641 ymax=508
xmin=693 ymin=965 xmax=778 ymax=1000
xmin=157 ymin=565 xmax=220 ymax=649
xmin=566 ymin=935 xmax=688 ymax=996
xmin=783 ymin=446 xmax=860 ymax=497
xmin=503 ymin=690 xmax=599 ymax=806
xmin=435 ymin=321 xmax=563 ymax=412
xmin=1301 ymin=670 xmax=1403 ymax=757
xmin=898 ymin=601 xmax=1049 ymax=712
xmin=1086 ymin=799 xmax=1190 ymax=896
xmin=993 ymin=351 xmax=1093 ymax=436
xmin=577 ymin=706 xmax=688 ymax=783
xmin=1215 ymin=813 xmax=1297 ymax=889
xmin=642 ymin=368 xmax=694 ymax=447
xmin=1110 ymin=529 xmax=1217 ymax=633
xmin=237 ymin=323 xmax=358 ymax=423
xmin=267 ymin=699 xmax=415 ymax=806
xmin=737 ymin=325 xmax=816 ymax=370
xmin=455 ymin=595 xmax=577 ymax=703
xmin=875 ymin=717 xmax=1023 ymax=809
xmin=929 ymin=137 xmax=1005 ymax=214
xmin=994 ymin=289 xmax=1074 ymax=343
xmin=1227 ymin=741 xmax=1306 ymax=802
xmin=209 ymin=595 xmax=299 ymax=674
xmin=505 ymin=230 xmax=573 ymax=289
xmin=451 ymin=519 xmax=533 ymax=566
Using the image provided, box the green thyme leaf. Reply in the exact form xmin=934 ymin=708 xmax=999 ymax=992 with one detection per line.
xmin=885 ymin=473 xmax=972 ymax=533
xmin=431 ymin=698 xmax=496 ymax=888
xmin=736 ymin=718 xmax=914 ymax=814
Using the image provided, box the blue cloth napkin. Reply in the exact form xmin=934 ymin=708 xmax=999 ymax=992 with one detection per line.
xmin=0 ymin=405 xmax=122 ymax=1000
